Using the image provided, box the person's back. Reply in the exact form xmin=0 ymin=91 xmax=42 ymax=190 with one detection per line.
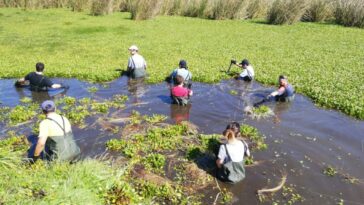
xmin=34 ymin=100 xmax=80 ymax=162
xmin=127 ymin=45 xmax=147 ymax=78
xmin=25 ymin=72 xmax=53 ymax=91
xmin=169 ymin=60 xmax=192 ymax=87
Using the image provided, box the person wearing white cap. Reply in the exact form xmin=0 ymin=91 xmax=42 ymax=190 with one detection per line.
xmin=127 ymin=45 xmax=147 ymax=78
xmin=33 ymin=100 xmax=80 ymax=162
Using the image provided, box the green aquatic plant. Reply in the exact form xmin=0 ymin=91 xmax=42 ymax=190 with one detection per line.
xmin=142 ymin=153 xmax=166 ymax=174
xmin=240 ymin=124 xmax=268 ymax=150
xmin=245 ymin=156 xmax=254 ymax=165
xmin=0 ymin=9 xmax=362 ymax=119
xmin=229 ymin=90 xmax=238 ymax=95
xmin=91 ymin=102 xmax=109 ymax=113
xmin=323 ymin=165 xmax=337 ymax=177
xmin=87 ymin=86 xmax=98 ymax=93
xmin=109 ymin=94 xmax=128 ymax=108
xmin=252 ymin=105 xmax=274 ymax=119
xmin=9 ymin=105 xmax=37 ymax=125
xmin=143 ymin=114 xmax=168 ymax=124
xmin=20 ymin=97 xmax=32 ymax=104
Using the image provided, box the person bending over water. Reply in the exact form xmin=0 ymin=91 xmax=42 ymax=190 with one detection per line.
xmin=216 ymin=122 xmax=250 ymax=183
xmin=171 ymin=75 xmax=193 ymax=106
xmin=267 ymin=75 xmax=295 ymax=102
xmin=232 ymin=59 xmax=254 ymax=82
xmin=16 ymin=62 xmax=62 ymax=91
xmin=32 ymin=100 xmax=80 ymax=162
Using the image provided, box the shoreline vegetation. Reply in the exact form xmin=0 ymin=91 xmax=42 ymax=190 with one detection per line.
xmin=0 ymin=8 xmax=363 ymax=119
xmin=0 ymin=96 xmax=269 ymax=204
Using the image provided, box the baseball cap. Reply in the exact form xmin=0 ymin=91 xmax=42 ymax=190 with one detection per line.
xmin=128 ymin=45 xmax=138 ymax=51
xmin=241 ymin=59 xmax=249 ymax=66
xmin=41 ymin=100 xmax=56 ymax=112
xmin=179 ymin=60 xmax=187 ymax=69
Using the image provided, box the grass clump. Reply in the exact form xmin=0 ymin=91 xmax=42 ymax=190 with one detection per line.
xmin=334 ymin=0 xmax=364 ymax=28
xmin=90 ymin=0 xmax=113 ymax=16
xmin=142 ymin=153 xmax=166 ymax=174
xmin=302 ymin=0 xmax=334 ymax=22
xmin=267 ymin=0 xmax=309 ymax=25
xmin=252 ymin=105 xmax=274 ymax=119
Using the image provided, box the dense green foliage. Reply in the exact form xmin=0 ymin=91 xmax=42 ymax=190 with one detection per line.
xmin=0 ymin=9 xmax=363 ymax=119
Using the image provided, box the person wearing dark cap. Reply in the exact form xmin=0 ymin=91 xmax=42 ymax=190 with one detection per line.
xmin=33 ymin=100 xmax=80 ymax=162
xmin=232 ymin=59 xmax=254 ymax=81
xmin=169 ymin=60 xmax=192 ymax=88
xmin=267 ymin=75 xmax=295 ymax=102
xmin=16 ymin=62 xmax=62 ymax=91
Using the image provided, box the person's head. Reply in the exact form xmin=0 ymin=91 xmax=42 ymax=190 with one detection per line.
xmin=179 ymin=60 xmax=188 ymax=69
xmin=279 ymin=75 xmax=288 ymax=86
xmin=175 ymin=75 xmax=184 ymax=86
xmin=224 ymin=129 xmax=236 ymax=142
xmin=128 ymin=45 xmax=138 ymax=55
xmin=241 ymin=59 xmax=250 ymax=68
xmin=223 ymin=122 xmax=241 ymax=138
xmin=36 ymin=62 xmax=45 ymax=72
xmin=41 ymin=100 xmax=56 ymax=114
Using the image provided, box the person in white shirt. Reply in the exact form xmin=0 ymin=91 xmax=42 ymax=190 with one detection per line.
xmin=216 ymin=122 xmax=250 ymax=183
xmin=168 ymin=60 xmax=192 ymax=88
xmin=127 ymin=45 xmax=147 ymax=78
xmin=233 ymin=59 xmax=254 ymax=81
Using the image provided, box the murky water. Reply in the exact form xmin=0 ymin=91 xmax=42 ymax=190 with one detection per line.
xmin=1 ymin=77 xmax=364 ymax=204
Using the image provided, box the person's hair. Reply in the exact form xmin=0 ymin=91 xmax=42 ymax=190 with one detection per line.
xmin=223 ymin=122 xmax=241 ymax=138
xmin=175 ymin=75 xmax=184 ymax=85
xmin=279 ymin=75 xmax=287 ymax=80
xmin=36 ymin=62 xmax=45 ymax=72
xmin=241 ymin=59 xmax=250 ymax=66
xmin=224 ymin=129 xmax=236 ymax=141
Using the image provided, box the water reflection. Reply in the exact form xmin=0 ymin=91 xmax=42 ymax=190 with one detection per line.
xmin=170 ymin=104 xmax=191 ymax=124
xmin=127 ymin=78 xmax=148 ymax=103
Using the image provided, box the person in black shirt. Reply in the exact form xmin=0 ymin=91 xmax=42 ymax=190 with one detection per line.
xmin=16 ymin=62 xmax=62 ymax=91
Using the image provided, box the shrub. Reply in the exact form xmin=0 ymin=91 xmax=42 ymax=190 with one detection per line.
xmin=303 ymin=0 xmax=334 ymax=22
xmin=267 ymin=0 xmax=309 ymax=25
xmin=90 ymin=0 xmax=114 ymax=16
xmin=160 ymin=0 xmax=182 ymax=15
xmin=179 ymin=0 xmax=208 ymax=17
xmin=334 ymin=0 xmax=364 ymax=28
xmin=204 ymin=0 xmax=251 ymax=20
xmin=247 ymin=0 xmax=271 ymax=19
xmin=70 ymin=0 xmax=90 ymax=12
xmin=129 ymin=0 xmax=163 ymax=20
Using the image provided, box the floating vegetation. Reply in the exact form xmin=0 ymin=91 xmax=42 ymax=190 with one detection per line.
xmin=323 ymin=165 xmax=337 ymax=177
xmin=19 ymin=97 xmax=32 ymax=104
xmin=8 ymin=105 xmax=37 ymax=125
xmin=251 ymin=105 xmax=274 ymax=120
xmin=87 ymin=86 xmax=98 ymax=93
xmin=143 ymin=114 xmax=168 ymax=124
xmin=229 ymin=90 xmax=238 ymax=95
xmin=240 ymin=124 xmax=268 ymax=151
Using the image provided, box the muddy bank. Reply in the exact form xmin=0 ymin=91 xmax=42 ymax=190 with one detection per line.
xmin=0 ymin=77 xmax=364 ymax=204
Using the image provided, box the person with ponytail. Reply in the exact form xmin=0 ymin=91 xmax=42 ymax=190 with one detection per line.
xmin=216 ymin=122 xmax=250 ymax=183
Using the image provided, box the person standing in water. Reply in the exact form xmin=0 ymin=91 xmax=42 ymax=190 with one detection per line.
xmin=127 ymin=45 xmax=147 ymax=78
xmin=169 ymin=60 xmax=192 ymax=88
xmin=16 ymin=62 xmax=62 ymax=91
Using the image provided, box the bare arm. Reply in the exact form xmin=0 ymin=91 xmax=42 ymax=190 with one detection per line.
xmin=216 ymin=159 xmax=223 ymax=168
xmin=269 ymin=87 xmax=285 ymax=97
xmin=34 ymin=135 xmax=47 ymax=157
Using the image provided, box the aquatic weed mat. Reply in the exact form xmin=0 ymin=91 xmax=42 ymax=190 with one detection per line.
xmin=0 ymin=8 xmax=363 ymax=119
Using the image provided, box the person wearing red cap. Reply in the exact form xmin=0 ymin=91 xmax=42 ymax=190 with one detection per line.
xmin=33 ymin=100 xmax=80 ymax=162
xmin=127 ymin=45 xmax=147 ymax=78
